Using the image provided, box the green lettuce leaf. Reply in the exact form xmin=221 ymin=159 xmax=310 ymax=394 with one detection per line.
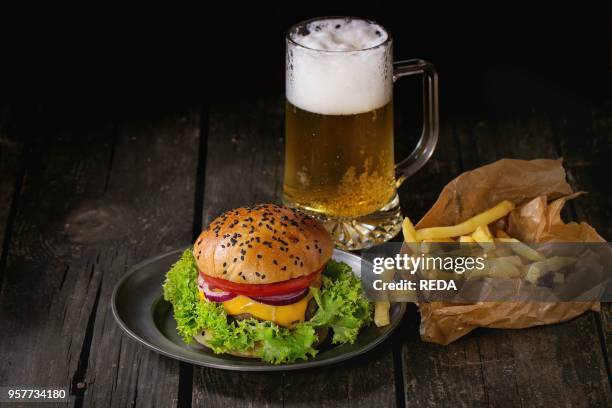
xmin=162 ymin=249 xmax=203 ymax=340
xmin=308 ymin=260 xmax=372 ymax=344
xmin=162 ymin=249 xmax=371 ymax=364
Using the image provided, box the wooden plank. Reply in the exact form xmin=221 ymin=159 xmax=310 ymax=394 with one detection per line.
xmin=0 ymin=116 xmax=112 ymax=395
xmin=281 ymin=342 xmax=396 ymax=408
xmin=80 ymin=111 xmax=201 ymax=408
xmin=555 ymin=105 xmax=612 ymax=238
xmin=193 ymin=95 xmax=285 ymax=408
xmin=192 ymin=95 xmax=397 ymax=407
xmin=399 ymin=122 xmax=491 ymax=407
xmin=400 ymin=113 xmax=611 ymax=407
xmin=0 ymin=108 xmax=200 ymax=408
xmin=453 ymin=113 xmax=611 ymax=407
xmin=201 ymin=96 xmax=284 ymax=223
xmin=0 ymin=106 xmax=25 ymax=281
xmin=554 ymin=105 xmax=612 ymax=371
xmin=392 ymin=86 xmax=498 ymax=407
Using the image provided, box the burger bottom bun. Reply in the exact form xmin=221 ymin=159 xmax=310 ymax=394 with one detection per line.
xmin=193 ymin=326 xmax=329 ymax=359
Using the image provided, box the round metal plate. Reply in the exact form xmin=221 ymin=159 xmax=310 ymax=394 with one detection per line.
xmin=111 ymin=248 xmax=406 ymax=371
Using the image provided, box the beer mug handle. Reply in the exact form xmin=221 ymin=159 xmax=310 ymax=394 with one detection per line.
xmin=393 ymin=59 xmax=439 ymax=186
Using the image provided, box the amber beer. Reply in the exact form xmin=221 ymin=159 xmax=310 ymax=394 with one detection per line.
xmin=283 ymin=100 xmax=395 ymax=218
xmin=284 ymin=18 xmax=396 ymax=221
xmin=284 ymin=17 xmax=439 ymax=250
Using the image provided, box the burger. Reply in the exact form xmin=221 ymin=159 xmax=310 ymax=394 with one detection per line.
xmin=163 ymin=204 xmax=372 ymax=364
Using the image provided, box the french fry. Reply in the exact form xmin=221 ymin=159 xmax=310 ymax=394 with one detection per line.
xmin=468 ymin=257 xmax=523 ymax=279
xmin=472 ymin=225 xmax=493 ymax=241
xmin=496 ymin=255 xmax=524 ymax=267
xmin=489 ymin=258 xmax=523 ymax=278
xmin=415 ymin=200 xmax=515 ymax=241
xmin=432 ymin=269 xmax=463 ymax=281
xmin=419 ymin=241 xmax=434 ymax=254
xmin=524 ymin=264 xmax=542 ymax=283
xmin=553 ymin=272 xmax=565 ymax=285
xmin=374 ymin=262 xmax=396 ymax=325
xmin=459 ymin=235 xmax=475 ymax=243
xmin=544 ymin=256 xmax=577 ymax=271
xmin=402 ymin=217 xmax=419 ymax=253
xmin=420 ymin=238 xmax=455 ymax=254
xmin=495 ymin=238 xmax=545 ymax=261
xmin=374 ymin=301 xmax=391 ymax=327
xmin=472 ymin=225 xmax=495 ymax=251
xmin=524 ymin=256 xmax=576 ymax=283
xmin=388 ymin=284 xmax=418 ymax=303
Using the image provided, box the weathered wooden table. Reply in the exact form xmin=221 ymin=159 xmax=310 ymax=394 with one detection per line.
xmin=0 ymin=94 xmax=611 ymax=407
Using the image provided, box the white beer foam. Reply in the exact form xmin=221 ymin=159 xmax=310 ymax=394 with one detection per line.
xmin=287 ymin=18 xmax=392 ymax=115
xmin=291 ymin=18 xmax=388 ymax=51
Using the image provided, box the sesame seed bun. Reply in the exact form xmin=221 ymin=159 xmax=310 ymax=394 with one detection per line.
xmin=193 ymin=204 xmax=333 ymax=284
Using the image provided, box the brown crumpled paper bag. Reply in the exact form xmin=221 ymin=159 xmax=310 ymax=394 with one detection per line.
xmin=415 ymin=158 xmax=604 ymax=345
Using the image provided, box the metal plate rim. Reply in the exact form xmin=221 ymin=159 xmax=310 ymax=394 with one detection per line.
xmin=111 ymin=247 xmax=406 ymax=371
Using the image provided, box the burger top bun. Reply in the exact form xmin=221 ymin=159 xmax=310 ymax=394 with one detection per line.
xmin=193 ymin=204 xmax=333 ymax=284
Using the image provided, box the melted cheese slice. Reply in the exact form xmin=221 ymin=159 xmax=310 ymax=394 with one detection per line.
xmin=198 ymin=277 xmax=320 ymax=329
xmin=221 ymin=294 xmax=312 ymax=328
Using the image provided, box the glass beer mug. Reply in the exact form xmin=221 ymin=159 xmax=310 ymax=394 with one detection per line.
xmin=283 ymin=17 xmax=438 ymax=250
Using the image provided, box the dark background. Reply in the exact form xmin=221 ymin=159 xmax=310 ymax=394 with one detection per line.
xmin=2 ymin=4 xmax=611 ymax=120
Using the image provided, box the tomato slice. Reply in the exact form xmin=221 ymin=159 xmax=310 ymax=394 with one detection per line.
xmin=201 ymin=268 xmax=322 ymax=297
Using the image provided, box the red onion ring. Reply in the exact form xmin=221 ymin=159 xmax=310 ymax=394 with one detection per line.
xmin=198 ymin=276 xmax=237 ymax=303
xmin=198 ymin=275 xmax=309 ymax=305
xmin=250 ymin=287 xmax=309 ymax=306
